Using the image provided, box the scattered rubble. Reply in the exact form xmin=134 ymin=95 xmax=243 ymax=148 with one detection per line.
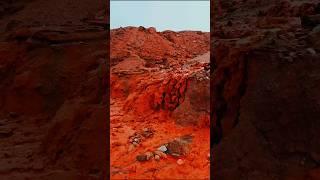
xmin=136 ymin=150 xmax=167 ymax=162
xmin=135 ymin=134 xmax=193 ymax=163
xmin=154 ymin=150 xmax=167 ymax=159
xmin=128 ymin=127 xmax=154 ymax=148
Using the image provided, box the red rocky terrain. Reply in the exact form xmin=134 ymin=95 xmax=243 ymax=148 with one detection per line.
xmin=110 ymin=27 xmax=210 ymax=179
xmin=5 ymin=0 xmax=320 ymax=179
xmin=0 ymin=0 xmax=108 ymax=179
xmin=212 ymin=0 xmax=320 ymax=179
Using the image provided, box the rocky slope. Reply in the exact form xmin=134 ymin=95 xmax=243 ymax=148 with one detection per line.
xmin=111 ymin=26 xmax=209 ymax=67
xmin=0 ymin=0 xmax=108 ymax=179
xmin=110 ymin=27 xmax=210 ymax=179
xmin=212 ymin=0 xmax=320 ymax=179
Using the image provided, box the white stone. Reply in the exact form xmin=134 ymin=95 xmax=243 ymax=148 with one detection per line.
xmin=157 ymin=145 xmax=167 ymax=152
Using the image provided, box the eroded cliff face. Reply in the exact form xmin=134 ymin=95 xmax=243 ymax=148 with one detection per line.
xmin=110 ymin=27 xmax=210 ymax=179
xmin=212 ymin=0 xmax=320 ymax=179
xmin=0 ymin=0 xmax=108 ymax=179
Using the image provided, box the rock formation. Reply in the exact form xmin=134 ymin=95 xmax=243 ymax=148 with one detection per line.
xmin=110 ymin=27 xmax=210 ymax=179
xmin=0 ymin=0 xmax=108 ymax=179
xmin=212 ymin=0 xmax=320 ymax=179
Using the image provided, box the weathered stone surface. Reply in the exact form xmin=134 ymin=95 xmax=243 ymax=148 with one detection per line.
xmin=0 ymin=1 xmax=108 ymax=178
xmin=172 ymin=69 xmax=210 ymax=126
xmin=212 ymin=0 xmax=320 ymax=179
xmin=166 ymin=135 xmax=193 ymax=157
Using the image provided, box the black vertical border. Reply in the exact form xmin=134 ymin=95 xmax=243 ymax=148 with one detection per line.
xmin=106 ymin=0 xmax=111 ymax=179
xmin=210 ymin=0 xmax=214 ymax=179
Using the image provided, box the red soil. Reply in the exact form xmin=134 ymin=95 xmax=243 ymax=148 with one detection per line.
xmin=110 ymin=27 xmax=210 ymax=179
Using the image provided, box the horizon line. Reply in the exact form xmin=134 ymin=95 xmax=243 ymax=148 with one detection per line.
xmin=110 ymin=26 xmax=210 ymax=33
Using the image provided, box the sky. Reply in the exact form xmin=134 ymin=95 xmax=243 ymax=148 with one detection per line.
xmin=110 ymin=1 xmax=210 ymax=32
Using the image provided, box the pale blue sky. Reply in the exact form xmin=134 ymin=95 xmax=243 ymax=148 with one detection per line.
xmin=110 ymin=1 xmax=210 ymax=32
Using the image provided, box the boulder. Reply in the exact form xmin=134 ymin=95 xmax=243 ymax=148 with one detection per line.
xmin=172 ymin=69 xmax=210 ymax=126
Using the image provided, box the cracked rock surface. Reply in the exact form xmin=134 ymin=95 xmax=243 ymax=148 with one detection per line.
xmin=212 ymin=0 xmax=320 ymax=179
xmin=0 ymin=0 xmax=108 ymax=179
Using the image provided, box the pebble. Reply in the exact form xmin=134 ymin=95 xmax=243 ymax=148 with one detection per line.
xmin=166 ymin=139 xmax=190 ymax=157
xmin=157 ymin=145 xmax=167 ymax=152
xmin=154 ymin=155 xmax=160 ymax=161
xmin=171 ymin=153 xmax=181 ymax=157
xmin=177 ymin=159 xmax=184 ymax=165
xmin=136 ymin=154 xmax=148 ymax=162
xmin=145 ymin=151 xmax=154 ymax=160
xmin=132 ymin=142 xmax=139 ymax=146
xmin=154 ymin=150 xmax=167 ymax=158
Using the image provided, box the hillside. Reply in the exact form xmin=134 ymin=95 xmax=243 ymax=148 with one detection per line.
xmin=110 ymin=26 xmax=210 ymax=179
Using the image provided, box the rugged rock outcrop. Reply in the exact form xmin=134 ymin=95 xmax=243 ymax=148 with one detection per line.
xmin=0 ymin=0 xmax=108 ymax=179
xmin=111 ymin=27 xmax=210 ymax=120
xmin=212 ymin=0 xmax=320 ymax=179
xmin=172 ymin=63 xmax=210 ymax=126
xmin=111 ymin=26 xmax=209 ymax=67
